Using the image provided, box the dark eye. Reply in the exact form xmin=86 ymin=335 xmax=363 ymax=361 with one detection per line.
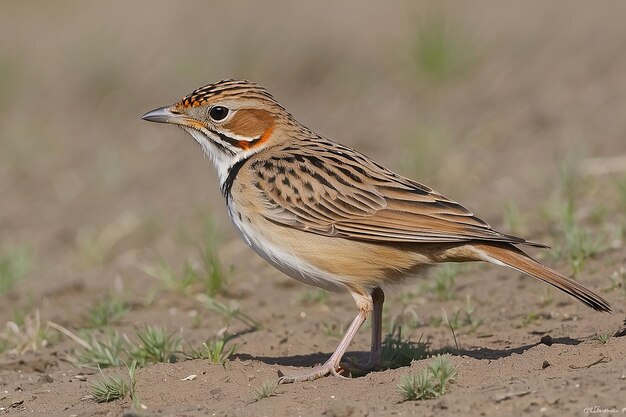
xmin=209 ymin=106 xmax=229 ymax=121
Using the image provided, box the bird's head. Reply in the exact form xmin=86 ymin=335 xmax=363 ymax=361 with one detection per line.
xmin=142 ymin=79 xmax=289 ymax=182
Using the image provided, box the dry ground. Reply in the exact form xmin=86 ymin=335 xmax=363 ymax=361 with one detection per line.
xmin=1 ymin=1 xmax=626 ymax=416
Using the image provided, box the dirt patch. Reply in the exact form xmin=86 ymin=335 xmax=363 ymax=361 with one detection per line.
xmin=1 ymin=1 xmax=626 ymax=416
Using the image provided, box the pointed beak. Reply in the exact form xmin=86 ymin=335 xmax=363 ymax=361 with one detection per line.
xmin=141 ymin=105 xmax=179 ymax=124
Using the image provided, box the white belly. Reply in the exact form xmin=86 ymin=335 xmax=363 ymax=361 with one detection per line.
xmin=227 ymin=206 xmax=347 ymax=292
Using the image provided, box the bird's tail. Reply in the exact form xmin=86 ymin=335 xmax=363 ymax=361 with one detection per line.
xmin=473 ymin=243 xmax=612 ymax=313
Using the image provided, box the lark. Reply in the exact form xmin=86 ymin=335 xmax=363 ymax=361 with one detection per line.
xmin=142 ymin=79 xmax=611 ymax=383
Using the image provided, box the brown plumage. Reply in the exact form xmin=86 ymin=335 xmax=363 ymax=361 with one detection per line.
xmin=472 ymin=243 xmax=609 ymax=312
xmin=142 ymin=79 xmax=611 ymax=383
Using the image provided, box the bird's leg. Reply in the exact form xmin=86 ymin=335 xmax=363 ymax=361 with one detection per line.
xmin=278 ymin=287 xmax=371 ymax=384
xmin=345 ymin=287 xmax=386 ymax=372
xmin=278 ymin=309 xmax=367 ymax=383
xmin=367 ymin=287 xmax=385 ymax=368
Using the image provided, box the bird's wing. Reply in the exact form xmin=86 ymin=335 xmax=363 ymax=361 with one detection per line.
xmin=251 ymin=140 xmax=544 ymax=247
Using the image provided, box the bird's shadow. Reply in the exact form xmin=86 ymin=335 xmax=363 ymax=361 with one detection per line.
xmin=233 ymin=336 xmax=581 ymax=369
xmin=456 ymin=336 xmax=580 ymax=360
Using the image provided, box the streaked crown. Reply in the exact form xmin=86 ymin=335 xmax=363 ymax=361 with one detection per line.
xmin=179 ymin=79 xmax=280 ymax=109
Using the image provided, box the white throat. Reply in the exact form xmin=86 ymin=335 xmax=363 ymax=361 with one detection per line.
xmin=182 ymin=127 xmax=257 ymax=189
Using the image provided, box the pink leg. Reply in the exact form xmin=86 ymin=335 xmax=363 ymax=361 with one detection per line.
xmin=345 ymin=287 xmax=385 ymax=371
xmin=278 ymin=287 xmax=371 ymax=384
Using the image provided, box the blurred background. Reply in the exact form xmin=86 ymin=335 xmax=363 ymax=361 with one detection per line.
xmin=1 ymin=0 xmax=625 ymax=356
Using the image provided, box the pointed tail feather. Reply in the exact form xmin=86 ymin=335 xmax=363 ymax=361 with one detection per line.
xmin=474 ymin=243 xmax=612 ymax=313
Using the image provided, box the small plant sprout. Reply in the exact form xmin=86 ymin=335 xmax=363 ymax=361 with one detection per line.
xmin=200 ymin=295 xmax=261 ymax=330
xmin=200 ymin=216 xmax=230 ymax=297
xmin=141 ymin=258 xmax=200 ymax=295
xmin=389 ymin=306 xmax=421 ymax=331
xmin=446 ymin=309 xmax=463 ymax=331
xmin=520 ymin=311 xmax=539 ymax=328
xmin=445 ymin=296 xmax=484 ymax=333
xmin=90 ymin=361 xmax=138 ymax=404
xmin=130 ymin=325 xmax=182 ymax=366
xmin=398 ymin=355 xmax=457 ymax=401
xmin=429 ymin=314 xmax=444 ymax=328
xmin=187 ymin=331 xmax=240 ymax=366
xmin=428 ymin=355 xmax=457 ymax=392
xmin=463 ymin=295 xmax=483 ymax=333
xmin=592 ymin=333 xmax=610 ymax=344
xmin=423 ymin=264 xmax=458 ymax=301
xmin=84 ymin=294 xmax=129 ymax=328
xmin=76 ymin=330 xmax=126 ymax=368
xmin=48 ymin=322 xmax=125 ymax=368
xmin=253 ymin=379 xmax=278 ymax=402
xmin=558 ymin=223 xmax=604 ymax=276
xmin=200 ymin=240 xmax=229 ymax=297
xmin=381 ymin=327 xmax=431 ymax=369
xmin=544 ymin=158 xmax=606 ymax=275
xmin=4 ymin=310 xmax=56 ymax=354
xmin=50 ymin=323 xmax=186 ymax=369
xmin=90 ymin=371 xmax=129 ymax=403
xmin=605 ymin=266 xmax=626 ymax=295
xmin=126 ymin=361 xmax=141 ymax=410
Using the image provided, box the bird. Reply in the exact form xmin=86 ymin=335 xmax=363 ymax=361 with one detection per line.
xmin=142 ymin=79 xmax=611 ymax=383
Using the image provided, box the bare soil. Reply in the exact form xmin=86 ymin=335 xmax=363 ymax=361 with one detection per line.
xmin=1 ymin=1 xmax=626 ymax=416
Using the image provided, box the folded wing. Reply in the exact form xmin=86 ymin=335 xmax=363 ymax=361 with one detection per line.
xmin=253 ymin=140 xmax=545 ymax=247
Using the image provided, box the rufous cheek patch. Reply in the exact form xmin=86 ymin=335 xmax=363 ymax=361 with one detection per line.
xmin=224 ymin=109 xmax=274 ymax=138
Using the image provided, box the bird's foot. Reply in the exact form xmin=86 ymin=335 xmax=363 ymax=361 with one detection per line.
xmin=278 ymin=360 xmax=347 ymax=384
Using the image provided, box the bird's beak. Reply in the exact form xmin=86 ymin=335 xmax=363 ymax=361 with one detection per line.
xmin=141 ymin=105 xmax=180 ymax=124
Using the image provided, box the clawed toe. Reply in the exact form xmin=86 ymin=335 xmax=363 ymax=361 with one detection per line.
xmin=277 ymin=308 xmax=371 ymax=384
xmin=278 ymin=362 xmax=346 ymax=384
xmin=330 ymin=365 xmax=349 ymax=379
xmin=277 ymin=358 xmax=387 ymax=383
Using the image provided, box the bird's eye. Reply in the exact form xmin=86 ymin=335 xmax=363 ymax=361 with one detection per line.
xmin=209 ymin=106 xmax=229 ymax=121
